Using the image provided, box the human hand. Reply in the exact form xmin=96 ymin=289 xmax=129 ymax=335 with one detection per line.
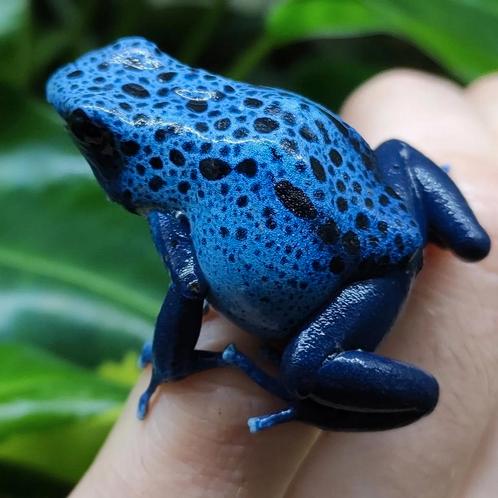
xmin=70 ymin=70 xmax=498 ymax=498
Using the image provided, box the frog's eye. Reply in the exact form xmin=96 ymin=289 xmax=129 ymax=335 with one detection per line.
xmin=67 ymin=108 xmax=122 ymax=181
xmin=68 ymin=108 xmax=107 ymax=147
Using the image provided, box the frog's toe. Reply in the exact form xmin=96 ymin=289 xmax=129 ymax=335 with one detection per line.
xmin=138 ymin=340 xmax=152 ymax=368
xmin=247 ymin=406 xmax=297 ymax=433
xmin=222 ymin=344 xmax=290 ymax=400
xmin=137 ymin=379 xmax=158 ymax=420
xmin=137 ymin=393 xmax=149 ymax=420
xmin=221 ymin=343 xmax=238 ymax=362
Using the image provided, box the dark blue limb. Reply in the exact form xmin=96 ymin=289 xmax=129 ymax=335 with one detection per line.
xmin=281 ymin=269 xmax=415 ymax=394
xmin=138 ymin=300 xmax=210 ymax=369
xmin=222 ymin=344 xmax=290 ymax=400
xmin=307 ymin=349 xmax=438 ymax=413
xmin=138 ymin=301 xmax=210 ymax=369
xmin=376 ymin=139 xmax=491 ymax=261
xmin=247 ymin=269 xmax=440 ymax=432
xmin=137 ymin=211 xmax=225 ymax=419
xmin=248 ymin=407 xmax=296 ymax=433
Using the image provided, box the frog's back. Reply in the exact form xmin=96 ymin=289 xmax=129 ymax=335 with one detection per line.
xmin=159 ymin=62 xmax=424 ymax=338
xmin=125 ymin=47 xmax=422 ymax=268
xmin=48 ymin=37 xmax=422 ymax=338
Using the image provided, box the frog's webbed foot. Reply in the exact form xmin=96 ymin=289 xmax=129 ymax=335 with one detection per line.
xmin=225 ymin=271 xmax=439 ymax=432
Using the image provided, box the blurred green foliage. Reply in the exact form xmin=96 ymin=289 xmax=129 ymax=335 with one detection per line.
xmin=0 ymin=0 xmax=495 ymax=495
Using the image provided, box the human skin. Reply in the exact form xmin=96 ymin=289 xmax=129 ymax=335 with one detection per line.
xmin=70 ymin=69 xmax=498 ymax=498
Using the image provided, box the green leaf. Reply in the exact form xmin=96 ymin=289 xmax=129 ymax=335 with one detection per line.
xmin=268 ymin=0 xmax=385 ymax=42
xmin=0 ymin=91 xmax=168 ymax=366
xmin=0 ymin=0 xmax=27 ymax=39
xmin=0 ymin=87 xmax=90 ymax=190
xmin=0 ymin=89 xmax=164 ymax=481
xmin=267 ymin=0 xmax=498 ymax=81
xmin=0 ymin=411 xmax=118 ymax=484
xmin=0 ymin=343 xmax=126 ymax=439
xmin=98 ymin=352 xmax=141 ymax=387
xmin=0 ymin=343 xmax=127 ymax=481
xmin=0 ymin=181 xmax=166 ymax=366
xmin=0 ymin=287 xmax=152 ymax=368
xmin=0 ymin=1 xmax=30 ymax=88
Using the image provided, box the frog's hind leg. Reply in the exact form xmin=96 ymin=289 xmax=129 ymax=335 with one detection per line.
xmin=375 ymin=139 xmax=491 ymax=261
xmin=248 ymin=269 xmax=439 ymax=432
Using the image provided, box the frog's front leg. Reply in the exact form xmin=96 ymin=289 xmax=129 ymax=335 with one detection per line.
xmin=137 ymin=211 xmax=224 ymax=419
xmin=139 ymin=298 xmax=211 ymax=368
xmin=237 ymin=267 xmax=439 ymax=432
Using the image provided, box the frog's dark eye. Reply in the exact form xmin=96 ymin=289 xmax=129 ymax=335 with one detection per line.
xmin=68 ymin=109 xmax=101 ymax=140
xmin=67 ymin=108 xmax=122 ymax=180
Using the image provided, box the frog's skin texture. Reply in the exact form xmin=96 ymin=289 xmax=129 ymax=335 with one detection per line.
xmin=47 ymin=37 xmax=491 ymax=432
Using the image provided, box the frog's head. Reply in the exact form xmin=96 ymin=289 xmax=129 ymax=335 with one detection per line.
xmin=46 ymin=37 xmax=175 ymax=214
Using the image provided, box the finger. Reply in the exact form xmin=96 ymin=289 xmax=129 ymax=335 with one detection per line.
xmin=339 ymin=69 xmax=496 ymax=160
xmin=71 ymin=314 xmax=317 ymax=498
xmin=458 ymin=413 xmax=498 ymax=498
xmin=287 ymin=69 xmax=498 ymax=498
xmin=466 ymin=73 xmax=498 ymax=141
xmin=338 ymin=69 xmax=497 ymax=275
xmin=458 ymin=72 xmax=498 ymax=498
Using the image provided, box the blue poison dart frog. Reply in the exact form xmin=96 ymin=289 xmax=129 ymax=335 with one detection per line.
xmin=47 ymin=37 xmax=491 ymax=433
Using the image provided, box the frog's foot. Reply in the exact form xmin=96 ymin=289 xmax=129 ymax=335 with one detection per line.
xmin=290 ymin=350 xmax=437 ymax=431
xmin=246 ymin=350 xmax=438 ymax=433
xmin=244 ymin=271 xmax=439 ymax=432
xmin=137 ymin=350 xmax=225 ymax=419
xmin=138 ymin=340 xmax=152 ymax=368
xmin=222 ymin=344 xmax=290 ymax=400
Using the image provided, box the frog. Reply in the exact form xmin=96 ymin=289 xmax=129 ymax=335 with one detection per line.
xmin=46 ymin=36 xmax=491 ymax=433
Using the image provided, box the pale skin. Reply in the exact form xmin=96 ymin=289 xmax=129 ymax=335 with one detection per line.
xmin=71 ymin=69 xmax=498 ymax=498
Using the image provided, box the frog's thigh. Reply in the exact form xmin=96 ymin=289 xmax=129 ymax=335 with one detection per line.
xmin=280 ymin=270 xmax=439 ymax=430
xmin=375 ymin=139 xmax=490 ymax=262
